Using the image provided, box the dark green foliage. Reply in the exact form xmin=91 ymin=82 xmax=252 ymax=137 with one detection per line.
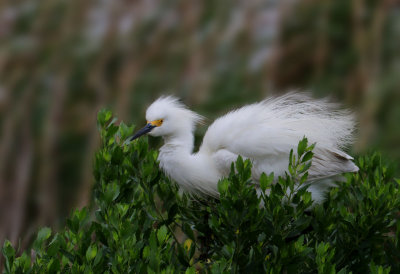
xmin=2 ymin=111 xmax=400 ymax=273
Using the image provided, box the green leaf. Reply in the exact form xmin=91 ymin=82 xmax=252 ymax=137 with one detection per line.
xmin=308 ymin=143 xmax=316 ymax=151
xmin=300 ymin=172 xmax=308 ymax=184
xmin=119 ymin=122 xmax=134 ymax=139
xmin=104 ymin=111 xmax=112 ymax=123
xmin=2 ymin=240 xmax=15 ymax=261
xmin=289 ymin=149 xmax=294 ymax=167
xmin=33 ymin=227 xmax=52 ymax=250
xmin=149 ymin=231 xmax=157 ymax=250
xmin=297 ymin=137 xmax=308 ymax=157
xmin=260 ymin=172 xmax=274 ymax=192
xmin=274 ymin=182 xmax=284 ymax=196
xmin=105 ymin=183 xmax=120 ymax=203
xmin=86 ymin=245 xmax=97 ymax=261
xmin=98 ymin=109 xmax=112 ymax=127
xmin=47 ymin=257 xmax=60 ymax=273
xmin=16 ymin=252 xmax=31 ymax=271
xmin=60 ymin=249 xmax=75 ymax=263
xmin=185 ymin=267 xmax=196 ymax=274
xmin=301 ymin=151 xmax=313 ymax=163
xmin=369 ymin=261 xmax=391 ymax=274
xmin=142 ymin=246 xmax=150 ymax=259
xmin=298 ymin=162 xmax=312 ymax=173
xmin=47 ymin=234 xmax=62 ymax=256
xmin=301 ymin=192 xmax=312 ymax=205
xmin=236 ymin=155 xmax=244 ymax=173
xmin=103 ymin=151 xmax=111 ymax=162
xmin=218 ymin=179 xmax=230 ymax=194
xmin=157 ymin=226 xmax=168 ymax=243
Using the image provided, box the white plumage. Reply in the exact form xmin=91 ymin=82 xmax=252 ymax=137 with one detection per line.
xmin=131 ymin=93 xmax=358 ymax=203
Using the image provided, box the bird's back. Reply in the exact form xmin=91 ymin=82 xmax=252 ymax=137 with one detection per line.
xmin=199 ymin=93 xmax=358 ymax=186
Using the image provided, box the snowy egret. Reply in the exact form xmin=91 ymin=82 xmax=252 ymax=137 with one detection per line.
xmin=130 ymin=93 xmax=358 ymax=203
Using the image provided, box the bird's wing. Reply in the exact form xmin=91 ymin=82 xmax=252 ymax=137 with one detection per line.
xmin=199 ymin=93 xmax=357 ymax=177
xmin=211 ymin=149 xmax=240 ymax=177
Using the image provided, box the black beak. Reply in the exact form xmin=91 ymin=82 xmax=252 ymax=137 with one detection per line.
xmin=130 ymin=123 xmax=156 ymax=141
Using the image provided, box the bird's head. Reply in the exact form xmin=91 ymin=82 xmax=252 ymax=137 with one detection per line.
xmin=130 ymin=96 xmax=203 ymax=141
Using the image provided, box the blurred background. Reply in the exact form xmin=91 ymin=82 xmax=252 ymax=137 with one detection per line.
xmin=0 ymin=0 xmax=399 ymax=254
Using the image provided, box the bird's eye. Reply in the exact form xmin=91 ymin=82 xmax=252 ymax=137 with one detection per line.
xmin=149 ymin=119 xmax=164 ymax=127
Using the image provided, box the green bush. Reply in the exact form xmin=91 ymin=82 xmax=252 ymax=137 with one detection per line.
xmin=2 ymin=110 xmax=400 ymax=273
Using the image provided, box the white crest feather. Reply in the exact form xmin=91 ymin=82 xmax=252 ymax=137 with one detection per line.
xmin=147 ymin=96 xmax=204 ymax=126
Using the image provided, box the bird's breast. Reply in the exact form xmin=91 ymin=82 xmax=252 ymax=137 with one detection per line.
xmin=158 ymin=149 xmax=222 ymax=196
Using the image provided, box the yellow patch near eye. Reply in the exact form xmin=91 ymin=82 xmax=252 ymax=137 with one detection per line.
xmin=148 ymin=119 xmax=163 ymax=127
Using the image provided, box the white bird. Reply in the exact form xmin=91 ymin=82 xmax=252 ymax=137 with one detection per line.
xmin=130 ymin=93 xmax=358 ymax=203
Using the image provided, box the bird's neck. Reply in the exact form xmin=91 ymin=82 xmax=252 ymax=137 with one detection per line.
xmin=162 ymin=131 xmax=195 ymax=154
xmin=158 ymin=131 xmax=221 ymax=196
